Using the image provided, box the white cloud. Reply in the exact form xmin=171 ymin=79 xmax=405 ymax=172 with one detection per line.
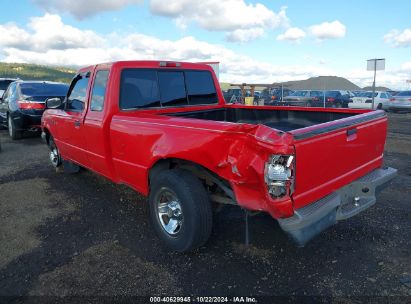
xmin=150 ymin=0 xmax=289 ymax=42
xmin=33 ymin=0 xmax=288 ymax=42
xmin=226 ymin=28 xmax=265 ymax=43
xmin=150 ymin=1 xmax=288 ymax=31
xmin=340 ymin=67 xmax=411 ymax=90
xmin=1 ymin=13 xmax=407 ymax=89
xmin=0 ymin=23 xmax=32 ymax=49
xmin=32 ymin=0 xmax=143 ymax=19
xmin=309 ymin=20 xmax=346 ymax=40
xmin=277 ymin=27 xmax=306 ymax=42
xmin=401 ymin=61 xmax=411 ymax=71
xmin=0 ymin=14 xmax=103 ymax=52
xmin=384 ymin=29 xmax=411 ymax=47
xmin=0 ymin=14 xmax=329 ymax=84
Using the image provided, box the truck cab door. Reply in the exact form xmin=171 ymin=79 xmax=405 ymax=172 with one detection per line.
xmin=82 ymin=69 xmax=111 ymax=178
xmin=57 ymin=72 xmax=91 ymax=166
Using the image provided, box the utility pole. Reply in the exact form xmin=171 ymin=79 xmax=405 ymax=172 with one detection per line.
xmin=367 ymin=58 xmax=385 ymax=110
xmin=371 ymin=61 xmax=377 ymax=109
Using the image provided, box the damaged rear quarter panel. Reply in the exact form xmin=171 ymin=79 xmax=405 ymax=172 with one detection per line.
xmin=109 ymin=113 xmax=295 ymax=217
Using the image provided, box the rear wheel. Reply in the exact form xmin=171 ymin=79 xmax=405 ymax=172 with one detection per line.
xmin=8 ymin=115 xmax=22 ymax=140
xmin=149 ymin=169 xmax=212 ymax=252
xmin=377 ymin=103 xmax=382 ymax=110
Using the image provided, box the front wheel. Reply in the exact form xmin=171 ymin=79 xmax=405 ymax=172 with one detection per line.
xmin=149 ymin=169 xmax=212 ymax=252
xmin=48 ymin=136 xmax=62 ymax=168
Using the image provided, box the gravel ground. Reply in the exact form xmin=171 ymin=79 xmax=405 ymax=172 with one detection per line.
xmin=0 ymin=113 xmax=410 ymax=300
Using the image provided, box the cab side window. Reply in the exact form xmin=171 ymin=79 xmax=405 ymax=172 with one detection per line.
xmin=66 ymin=75 xmax=90 ymax=111
xmin=90 ymin=70 xmax=109 ymax=111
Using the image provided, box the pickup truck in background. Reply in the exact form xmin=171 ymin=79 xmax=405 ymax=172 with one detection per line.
xmin=41 ymin=61 xmax=396 ymax=252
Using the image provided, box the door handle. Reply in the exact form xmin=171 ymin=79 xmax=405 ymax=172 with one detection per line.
xmin=74 ymin=120 xmax=81 ymax=127
xmin=346 ymin=128 xmax=357 ymax=141
xmin=346 ymin=128 xmax=357 ymax=136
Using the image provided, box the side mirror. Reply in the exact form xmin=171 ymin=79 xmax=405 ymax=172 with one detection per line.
xmin=45 ymin=97 xmax=63 ymax=109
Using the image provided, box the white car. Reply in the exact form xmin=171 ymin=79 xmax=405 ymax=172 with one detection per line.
xmin=348 ymin=91 xmax=392 ymax=110
xmin=383 ymin=91 xmax=411 ymax=112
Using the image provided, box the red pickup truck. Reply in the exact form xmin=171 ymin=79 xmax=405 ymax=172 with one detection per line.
xmin=41 ymin=61 xmax=396 ymax=252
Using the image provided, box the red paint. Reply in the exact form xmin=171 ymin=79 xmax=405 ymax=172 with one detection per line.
xmin=42 ymin=61 xmax=389 ymax=220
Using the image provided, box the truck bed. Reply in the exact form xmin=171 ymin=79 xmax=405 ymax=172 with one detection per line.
xmin=166 ymin=107 xmax=358 ymax=132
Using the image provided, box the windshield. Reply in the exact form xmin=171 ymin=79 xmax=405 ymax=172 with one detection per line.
xmin=358 ymin=92 xmax=377 ymax=98
xmin=20 ymin=82 xmax=69 ymax=96
xmin=290 ymin=91 xmax=308 ymax=97
xmin=0 ymin=80 xmax=14 ymax=91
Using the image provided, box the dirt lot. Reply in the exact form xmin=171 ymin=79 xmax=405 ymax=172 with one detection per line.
xmin=0 ymin=113 xmax=410 ymax=299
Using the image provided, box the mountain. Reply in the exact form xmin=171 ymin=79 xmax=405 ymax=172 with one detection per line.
xmin=221 ymin=76 xmax=362 ymax=91
xmin=278 ymin=76 xmax=361 ymax=90
xmin=0 ymin=62 xmax=76 ymax=83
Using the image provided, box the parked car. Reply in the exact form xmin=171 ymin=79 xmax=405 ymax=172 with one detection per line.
xmin=282 ymin=90 xmax=323 ymax=106
xmin=348 ymin=91 xmax=391 ymax=110
xmin=0 ymin=81 xmax=69 ymax=139
xmin=383 ymin=90 xmax=411 ymax=112
xmin=41 ymin=60 xmax=396 ymax=252
xmin=223 ymin=88 xmax=248 ymax=103
xmin=0 ymin=78 xmax=18 ymax=98
xmin=269 ymin=88 xmax=294 ymax=102
xmin=311 ymin=90 xmax=351 ymax=108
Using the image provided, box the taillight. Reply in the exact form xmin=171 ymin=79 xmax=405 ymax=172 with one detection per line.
xmin=327 ymin=97 xmax=335 ymax=102
xmin=265 ymin=155 xmax=295 ymax=198
xmin=18 ymin=101 xmax=46 ymax=110
xmin=408 ymin=98 xmax=411 ymax=101
xmin=389 ymin=98 xmax=395 ymax=102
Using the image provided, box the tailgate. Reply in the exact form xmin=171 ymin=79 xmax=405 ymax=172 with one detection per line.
xmin=290 ymin=111 xmax=387 ymax=209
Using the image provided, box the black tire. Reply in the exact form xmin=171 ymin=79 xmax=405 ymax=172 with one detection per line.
xmin=149 ymin=169 xmax=212 ymax=252
xmin=377 ymin=103 xmax=382 ymax=110
xmin=48 ymin=136 xmax=62 ymax=168
xmin=8 ymin=115 xmax=22 ymax=140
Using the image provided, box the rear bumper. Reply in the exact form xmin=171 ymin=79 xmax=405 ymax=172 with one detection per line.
xmin=278 ymin=167 xmax=397 ymax=246
xmin=10 ymin=111 xmax=42 ymax=131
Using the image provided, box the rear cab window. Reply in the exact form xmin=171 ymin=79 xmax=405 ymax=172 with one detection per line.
xmin=120 ymin=69 xmax=218 ymax=109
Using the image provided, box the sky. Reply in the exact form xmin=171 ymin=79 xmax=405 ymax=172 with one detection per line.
xmin=1 ymin=0 xmax=411 ymax=89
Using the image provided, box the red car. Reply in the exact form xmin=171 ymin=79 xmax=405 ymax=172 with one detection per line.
xmin=41 ymin=61 xmax=396 ymax=252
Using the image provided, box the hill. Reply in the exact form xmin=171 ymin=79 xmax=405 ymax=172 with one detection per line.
xmin=221 ymin=76 xmax=362 ymax=91
xmin=279 ymin=76 xmax=360 ymax=90
xmin=0 ymin=62 xmax=76 ymax=83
